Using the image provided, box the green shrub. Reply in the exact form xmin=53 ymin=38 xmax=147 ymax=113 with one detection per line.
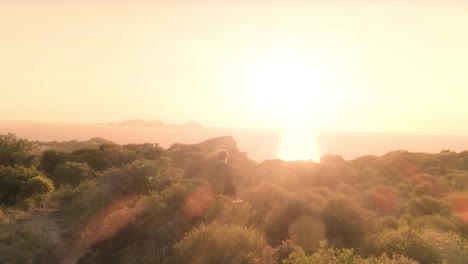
xmin=39 ymin=150 xmax=67 ymax=176
xmin=66 ymin=161 xmax=171 ymax=224
xmin=365 ymin=185 xmax=399 ymax=214
xmin=243 ymin=183 xmax=290 ymax=224
xmin=20 ymin=176 xmax=54 ymax=198
xmin=283 ymin=242 xmax=355 ymax=264
xmin=99 ymin=158 xmax=183 ymax=196
xmin=77 ymin=178 xmax=206 ymax=264
xmin=364 ymin=225 xmax=431 ymax=263
xmin=123 ymin=143 xmax=164 ymax=161
xmin=174 ymin=223 xmax=267 ymax=264
xmin=412 ymin=215 xmax=459 ymax=233
xmin=53 ymin=180 xmax=96 ymax=220
xmin=420 ymin=229 xmax=468 ymax=264
xmin=0 ymin=133 xmax=35 ymax=167
xmin=364 ymin=224 xmax=468 ymax=264
xmin=308 ymin=162 xmax=358 ymax=189
xmin=61 ymin=144 xmax=140 ymax=171
xmin=322 ymin=196 xmax=367 ymax=248
xmin=138 ymin=178 xmax=209 ymax=227
xmin=0 ymin=227 xmax=59 ymax=264
xmin=88 ymin=145 xmax=138 ymax=171
xmin=0 ymin=166 xmax=43 ymax=206
xmin=284 ymin=242 xmax=418 ymax=264
xmin=52 ymin=161 xmax=95 ymax=188
xmin=413 ymin=182 xmax=434 ymax=197
xmin=16 ymin=176 xmax=55 ymax=209
xmin=406 ymin=196 xmax=451 ymax=217
xmin=264 ymin=196 xmax=323 ymax=251
xmin=396 ymin=183 xmax=412 ymax=198
xmin=443 ymin=170 xmax=468 ymax=191
xmin=355 ymin=254 xmax=418 ymax=264
xmin=376 ymin=216 xmax=399 ymax=230
xmin=273 ymin=240 xmax=304 ymax=263
xmin=202 ymin=196 xmax=255 ymax=226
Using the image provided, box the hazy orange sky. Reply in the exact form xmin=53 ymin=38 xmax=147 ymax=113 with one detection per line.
xmin=1 ymin=1 xmax=468 ymax=134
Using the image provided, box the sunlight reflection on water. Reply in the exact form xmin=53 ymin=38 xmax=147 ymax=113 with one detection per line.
xmin=278 ymin=128 xmax=320 ymax=162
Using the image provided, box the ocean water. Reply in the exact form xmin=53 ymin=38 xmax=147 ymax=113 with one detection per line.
xmin=2 ymin=121 xmax=468 ymax=162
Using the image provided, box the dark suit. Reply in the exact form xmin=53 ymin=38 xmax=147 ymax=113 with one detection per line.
xmin=209 ymin=160 xmax=237 ymax=198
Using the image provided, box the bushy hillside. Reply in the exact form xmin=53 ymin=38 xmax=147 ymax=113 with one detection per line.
xmin=1 ymin=133 xmax=468 ymax=264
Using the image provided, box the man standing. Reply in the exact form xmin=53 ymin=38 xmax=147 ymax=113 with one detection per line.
xmin=209 ymin=150 xmax=237 ymax=198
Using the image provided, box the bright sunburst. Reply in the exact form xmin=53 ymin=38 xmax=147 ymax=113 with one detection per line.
xmin=246 ymin=55 xmax=327 ymax=120
xmin=244 ymin=54 xmax=331 ymax=161
xmin=279 ymin=128 xmax=320 ymax=161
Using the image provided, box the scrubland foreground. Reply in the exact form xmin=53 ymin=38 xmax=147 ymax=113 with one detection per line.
xmin=1 ymin=133 xmax=468 ymax=264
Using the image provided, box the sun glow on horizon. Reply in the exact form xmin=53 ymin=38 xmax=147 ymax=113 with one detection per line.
xmin=244 ymin=54 xmax=336 ymax=161
xmin=279 ymin=128 xmax=321 ymax=162
xmin=245 ymin=55 xmax=333 ymax=121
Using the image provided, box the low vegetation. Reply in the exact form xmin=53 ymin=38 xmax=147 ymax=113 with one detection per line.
xmin=1 ymin=133 xmax=468 ymax=263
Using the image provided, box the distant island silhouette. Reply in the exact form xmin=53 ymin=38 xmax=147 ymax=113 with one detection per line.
xmin=104 ymin=119 xmax=202 ymax=128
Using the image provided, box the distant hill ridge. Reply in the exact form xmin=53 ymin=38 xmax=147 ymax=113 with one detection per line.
xmin=107 ymin=119 xmax=202 ymax=128
xmin=6 ymin=120 xmax=468 ymax=161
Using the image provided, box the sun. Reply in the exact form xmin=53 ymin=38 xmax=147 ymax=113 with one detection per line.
xmin=245 ymin=55 xmax=332 ymax=122
xmin=244 ymin=54 xmax=332 ymax=161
